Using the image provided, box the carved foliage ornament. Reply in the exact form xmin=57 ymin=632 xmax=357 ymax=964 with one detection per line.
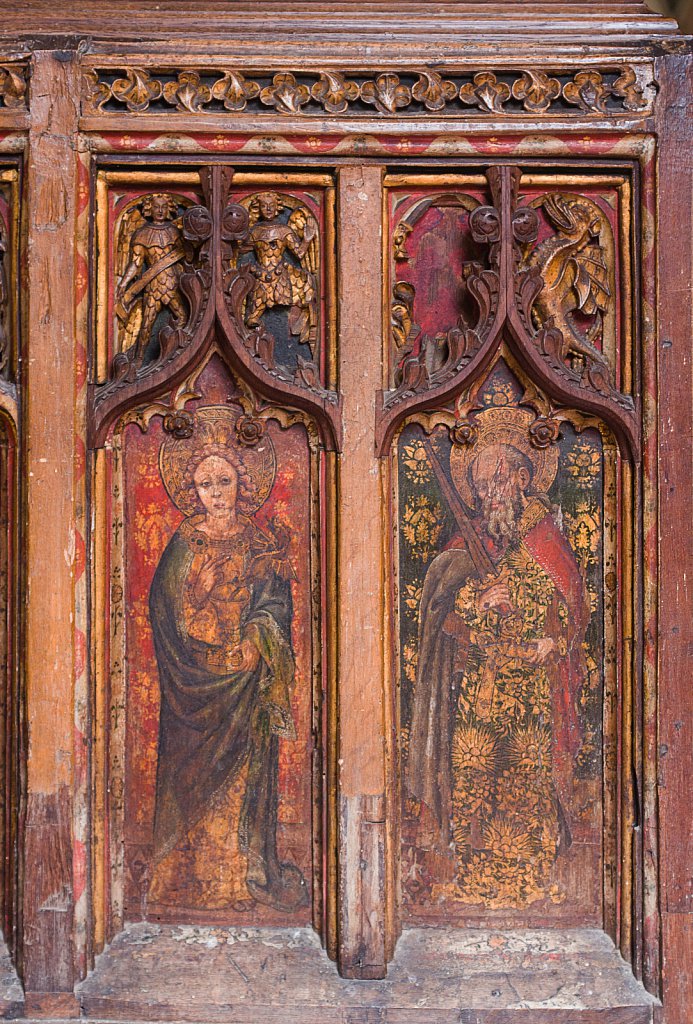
xmin=84 ymin=65 xmax=653 ymax=117
xmin=0 ymin=64 xmax=28 ymax=110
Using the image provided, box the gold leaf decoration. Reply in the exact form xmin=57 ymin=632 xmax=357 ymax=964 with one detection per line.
xmin=260 ymin=73 xmax=311 ymax=114
xmin=360 ymin=73 xmax=411 ymax=115
xmin=111 ymin=67 xmax=163 ymax=112
xmin=311 ymin=71 xmax=359 ymax=114
xmin=162 ymin=71 xmax=212 ymax=113
xmin=511 ymin=70 xmax=561 ymax=114
xmin=459 ymin=72 xmax=511 ymax=114
xmin=211 ymin=70 xmax=260 ymax=112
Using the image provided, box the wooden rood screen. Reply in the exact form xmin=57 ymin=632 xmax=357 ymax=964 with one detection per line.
xmin=0 ymin=3 xmax=690 ymax=1022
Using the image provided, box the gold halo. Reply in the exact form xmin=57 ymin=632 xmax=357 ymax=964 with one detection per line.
xmin=449 ymin=406 xmax=559 ymax=510
xmin=160 ymin=406 xmax=276 ymax=517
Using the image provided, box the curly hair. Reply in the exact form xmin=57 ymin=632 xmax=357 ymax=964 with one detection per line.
xmin=141 ymin=192 xmax=179 ymax=220
xmin=182 ymin=443 xmax=255 ymax=511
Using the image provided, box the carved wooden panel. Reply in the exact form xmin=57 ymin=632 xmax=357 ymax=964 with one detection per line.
xmin=385 ymin=166 xmax=641 ymax=939
xmin=89 ymin=165 xmax=336 ymax=945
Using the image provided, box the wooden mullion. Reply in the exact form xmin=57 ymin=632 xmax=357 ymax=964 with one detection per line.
xmin=335 ymin=163 xmax=390 ymax=979
xmin=21 ymin=50 xmax=80 ymax=1010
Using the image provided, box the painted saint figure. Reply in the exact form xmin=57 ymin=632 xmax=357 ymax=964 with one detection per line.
xmin=149 ymin=408 xmax=307 ymax=912
xmin=406 ymin=406 xmax=590 ymax=907
xmin=115 ymin=192 xmax=187 ymax=367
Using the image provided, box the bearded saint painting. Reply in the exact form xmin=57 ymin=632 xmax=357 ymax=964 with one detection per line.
xmin=147 ymin=406 xmax=308 ymax=914
xmin=405 ymin=399 xmax=595 ymax=910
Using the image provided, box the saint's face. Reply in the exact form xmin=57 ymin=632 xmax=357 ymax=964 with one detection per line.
xmin=470 ymin=444 xmax=530 ymax=541
xmin=193 ymin=455 xmax=239 ymax=518
xmin=471 ymin=445 xmax=518 ymax=508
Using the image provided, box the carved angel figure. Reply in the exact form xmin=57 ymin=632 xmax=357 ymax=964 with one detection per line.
xmin=529 ymin=194 xmax=612 ymax=373
xmin=115 ymin=193 xmax=187 ymax=367
xmin=240 ymin=192 xmax=318 ymax=357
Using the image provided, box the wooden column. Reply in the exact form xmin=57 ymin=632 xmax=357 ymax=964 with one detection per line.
xmin=335 ymin=165 xmax=389 ymax=979
xmin=21 ymin=50 xmax=80 ymax=1009
xmin=656 ymin=52 xmax=693 ymax=1024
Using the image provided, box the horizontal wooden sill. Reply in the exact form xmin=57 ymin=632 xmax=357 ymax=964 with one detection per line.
xmin=70 ymin=924 xmax=658 ymax=1024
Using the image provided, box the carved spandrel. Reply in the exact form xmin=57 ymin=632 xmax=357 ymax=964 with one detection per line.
xmin=378 ymin=167 xmax=638 ymax=459
xmin=387 ymin=192 xmax=499 ymax=401
xmin=91 ymin=169 xmax=341 ymax=452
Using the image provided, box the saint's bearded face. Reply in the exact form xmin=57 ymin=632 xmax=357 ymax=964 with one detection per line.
xmin=470 ymin=444 xmax=530 ymax=543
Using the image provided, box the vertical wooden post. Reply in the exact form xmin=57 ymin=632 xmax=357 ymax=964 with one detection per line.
xmin=655 ymin=52 xmax=693 ymax=1024
xmin=21 ymin=50 xmax=80 ymax=1010
xmin=335 ymin=165 xmax=389 ymax=979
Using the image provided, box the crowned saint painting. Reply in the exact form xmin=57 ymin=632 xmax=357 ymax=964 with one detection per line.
xmin=403 ymin=393 xmax=601 ymax=912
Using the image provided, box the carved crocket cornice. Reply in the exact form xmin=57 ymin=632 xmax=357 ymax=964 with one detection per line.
xmin=0 ymin=64 xmax=27 ymax=110
xmin=82 ymin=65 xmax=655 ymax=118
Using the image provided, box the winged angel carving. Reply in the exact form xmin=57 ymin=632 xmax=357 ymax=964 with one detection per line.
xmin=115 ymin=192 xmax=188 ymax=368
xmin=237 ymin=192 xmax=319 ymax=360
xmin=528 ymin=193 xmax=612 ymax=373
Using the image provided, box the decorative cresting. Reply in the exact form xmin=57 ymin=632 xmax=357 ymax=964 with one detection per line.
xmin=89 ymin=166 xmax=342 ymax=450
xmin=376 ymin=165 xmax=638 ymax=458
xmin=83 ymin=65 xmax=653 ymax=118
xmin=0 ymin=64 xmax=27 ymax=109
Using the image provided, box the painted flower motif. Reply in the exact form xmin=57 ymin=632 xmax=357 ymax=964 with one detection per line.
xmin=452 ymin=723 xmax=497 ymax=775
xmin=566 ymin=441 xmax=601 ymax=489
xmin=401 ymin=495 xmax=443 ymax=561
xmin=401 ymin=442 xmax=432 ymax=485
xmin=360 ymin=74 xmax=412 ymax=115
xmin=482 ymin=380 xmax=515 ymax=407
xmin=111 ymin=67 xmax=162 ymax=112
xmin=402 ymin=581 xmax=423 ymax=615
xmin=402 ymin=641 xmax=419 ymax=684
xmin=482 ymin=818 xmax=534 ymax=860
xmin=565 ymin=501 xmax=601 ymax=578
xmin=506 ymin=723 xmax=552 ymax=773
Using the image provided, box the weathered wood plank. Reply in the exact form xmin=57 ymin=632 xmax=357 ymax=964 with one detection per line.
xmin=76 ymin=924 xmax=655 ymax=1023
